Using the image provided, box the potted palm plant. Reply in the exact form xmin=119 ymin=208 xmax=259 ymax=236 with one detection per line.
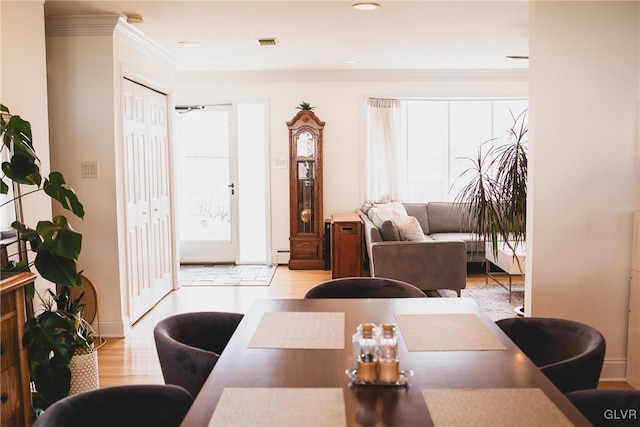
xmin=454 ymin=109 xmax=528 ymax=263
xmin=0 ymin=104 xmax=93 ymax=416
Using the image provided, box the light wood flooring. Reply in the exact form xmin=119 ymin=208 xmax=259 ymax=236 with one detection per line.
xmin=96 ymin=266 xmax=632 ymax=391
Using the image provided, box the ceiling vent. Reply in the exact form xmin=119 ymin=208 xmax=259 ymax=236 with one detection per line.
xmin=257 ymin=38 xmax=278 ymax=46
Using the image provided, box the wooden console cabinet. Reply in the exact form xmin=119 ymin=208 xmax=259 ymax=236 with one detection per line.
xmin=1 ymin=272 xmax=35 ymax=427
xmin=331 ymin=213 xmax=363 ymax=279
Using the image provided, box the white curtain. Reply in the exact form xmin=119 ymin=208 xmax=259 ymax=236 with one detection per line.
xmin=365 ymin=98 xmax=406 ymax=203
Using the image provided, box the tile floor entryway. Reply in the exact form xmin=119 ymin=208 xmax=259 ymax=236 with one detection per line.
xmin=179 ymin=264 xmax=276 ymax=286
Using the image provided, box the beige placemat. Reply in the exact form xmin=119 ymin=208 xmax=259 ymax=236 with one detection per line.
xmin=422 ymin=388 xmax=574 ymax=427
xmin=208 ymin=388 xmax=347 ymax=427
xmin=248 ymin=312 xmax=345 ymax=349
xmin=395 ymin=313 xmax=506 ymax=351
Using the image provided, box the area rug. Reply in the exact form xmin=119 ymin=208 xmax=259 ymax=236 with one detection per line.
xmin=179 ymin=264 xmax=276 ymax=286
xmin=429 ymin=279 xmax=525 ymax=322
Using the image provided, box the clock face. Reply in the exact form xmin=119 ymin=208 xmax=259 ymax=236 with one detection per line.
xmin=296 ymin=131 xmax=315 ymax=157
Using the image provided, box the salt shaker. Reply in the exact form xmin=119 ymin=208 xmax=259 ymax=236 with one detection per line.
xmin=378 ymin=323 xmax=400 ymax=382
xmin=356 ymin=323 xmax=378 ymax=382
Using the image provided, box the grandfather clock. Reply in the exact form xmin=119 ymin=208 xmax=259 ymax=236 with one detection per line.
xmin=287 ymin=109 xmax=325 ymax=269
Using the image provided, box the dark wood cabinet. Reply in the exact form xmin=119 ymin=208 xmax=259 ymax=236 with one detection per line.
xmin=331 ymin=213 xmax=363 ymax=279
xmin=1 ymin=272 xmax=35 ymax=427
xmin=287 ymin=110 xmax=325 ymax=269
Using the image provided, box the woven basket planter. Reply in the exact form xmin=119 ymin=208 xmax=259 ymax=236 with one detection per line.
xmin=69 ymin=345 xmax=99 ymax=395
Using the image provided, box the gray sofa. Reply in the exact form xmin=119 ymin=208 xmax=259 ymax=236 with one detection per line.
xmin=356 ymin=202 xmax=483 ymax=295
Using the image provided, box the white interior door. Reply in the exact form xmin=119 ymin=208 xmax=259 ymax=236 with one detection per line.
xmin=177 ymin=106 xmax=237 ymax=262
xmin=147 ymin=91 xmax=173 ymax=300
xmin=122 ymin=78 xmax=172 ymax=323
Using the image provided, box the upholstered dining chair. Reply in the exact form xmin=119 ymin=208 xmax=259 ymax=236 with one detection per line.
xmin=32 ymin=384 xmax=193 ymax=427
xmin=154 ymin=311 xmax=244 ymax=398
xmin=565 ymin=389 xmax=640 ymax=427
xmin=304 ymin=277 xmax=428 ymax=299
xmin=495 ymin=317 xmax=606 ymax=394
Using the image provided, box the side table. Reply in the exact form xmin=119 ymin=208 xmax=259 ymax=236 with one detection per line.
xmin=485 ymin=241 xmax=526 ymax=302
xmin=330 ymin=213 xmax=363 ymax=279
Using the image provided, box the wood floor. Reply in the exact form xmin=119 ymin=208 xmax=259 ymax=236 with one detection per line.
xmin=96 ymin=266 xmax=632 ymax=391
xmin=97 ymin=267 xmax=331 ymax=387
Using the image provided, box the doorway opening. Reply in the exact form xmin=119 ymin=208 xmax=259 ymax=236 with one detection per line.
xmin=175 ymin=102 xmax=269 ymax=264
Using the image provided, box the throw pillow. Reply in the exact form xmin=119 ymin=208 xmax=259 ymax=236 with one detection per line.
xmin=368 ymin=208 xmax=400 ymax=241
xmin=392 ymin=211 xmax=426 ymax=241
xmin=374 ymin=201 xmax=408 ymax=220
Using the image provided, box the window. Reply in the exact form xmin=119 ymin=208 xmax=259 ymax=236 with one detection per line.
xmin=366 ymin=98 xmax=528 ymax=203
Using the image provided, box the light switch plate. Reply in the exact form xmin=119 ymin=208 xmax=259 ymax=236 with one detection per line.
xmin=81 ymin=161 xmax=98 ymax=178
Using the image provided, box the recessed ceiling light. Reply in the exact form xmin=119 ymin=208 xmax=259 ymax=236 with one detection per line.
xmin=344 ymin=60 xmax=358 ymax=65
xmin=352 ymin=3 xmax=380 ymax=11
xmin=178 ymin=41 xmax=202 ymax=47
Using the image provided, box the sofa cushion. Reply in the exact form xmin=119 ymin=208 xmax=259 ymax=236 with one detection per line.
xmin=373 ymin=201 xmax=408 ymax=219
xmin=429 ymin=232 xmax=483 ymax=253
xmin=403 ymin=203 xmax=429 ymax=235
xmin=360 ymin=203 xmax=373 ymax=216
xmin=426 ymin=202 xmax=473 ymax=233
xmin=368 ymin=208 xmax=400 ymax=241
xmin=392 ymin=211 xmax=427 ymax=241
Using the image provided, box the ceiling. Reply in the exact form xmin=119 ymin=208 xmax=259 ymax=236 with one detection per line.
xmin=43 ymin=1 xmax=529 ymax=73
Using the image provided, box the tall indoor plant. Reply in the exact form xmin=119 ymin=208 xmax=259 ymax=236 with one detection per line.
xmin=0 ymin=104 xmax=90 ymax=414
xmin=455 ymin=109 xmax=528 ymax=260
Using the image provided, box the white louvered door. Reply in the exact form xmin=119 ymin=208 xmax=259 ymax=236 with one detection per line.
xmin=122 ymin=78 xmax=172 ymax=323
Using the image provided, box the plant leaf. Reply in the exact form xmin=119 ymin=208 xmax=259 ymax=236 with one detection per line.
xmin=2 ymin=154 xmax=42 ymax=186
xmin=34 ymin=250 xmax=81 ymax=286
xmin=0 ymin=178 xmax=8 ymax=195
xmin=12 ymin=221 xmax=44 ymax=252
xmin=44 ymin=172 xmax=85 ymax=219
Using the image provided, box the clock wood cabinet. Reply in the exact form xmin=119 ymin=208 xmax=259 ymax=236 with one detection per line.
xmin=1 ymin=272 xmax=35 ymax=427
xmin=287 ymin=110 xmax=325 ymax=269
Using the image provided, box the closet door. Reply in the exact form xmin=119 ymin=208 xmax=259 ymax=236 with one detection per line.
xmin=147 ymin=90 xmax=172 ymax=301
xmin=122 ymin=78 xmax=172 ymax=323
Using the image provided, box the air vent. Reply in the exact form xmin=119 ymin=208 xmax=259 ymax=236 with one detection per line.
xmin=257 ymin=38 xmax=278 ymax=46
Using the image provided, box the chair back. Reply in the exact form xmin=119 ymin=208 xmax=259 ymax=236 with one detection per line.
xmin=496 ymin=317 xmax=606 ymax=393
xmin=33 ymin=384 xmax=193 ymax=427
xmin=304 ymin=277 xmax=427 ymax=299
xmin=154 ymin=311 xmax=244 ymax=397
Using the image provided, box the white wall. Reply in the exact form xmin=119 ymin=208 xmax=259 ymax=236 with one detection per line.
xmin=529 ymin=1 xmax=639 ymax=380
xmin=1 ymin=1 xmax=54 ymax=298
xmin=46 ymin=16 xmax=176 ymax=336
xmin=173 ymin=72 xmax=528 ymax=253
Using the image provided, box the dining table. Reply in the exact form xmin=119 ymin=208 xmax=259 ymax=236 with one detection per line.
xmin=180 ymin=297 xmax=591 ymax=426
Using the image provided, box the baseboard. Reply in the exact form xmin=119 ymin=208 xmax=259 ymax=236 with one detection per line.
xmin=600 ymin=357 xmax=627 ymax=382
xmin=271 ymin=249 xmax=290 ymax=265
xmin=98 ymin=318 xmax=132 ymax=339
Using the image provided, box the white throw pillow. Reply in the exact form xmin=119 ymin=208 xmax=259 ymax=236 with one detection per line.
xmin=392 ymin=211 xmax=426 ymax=241
xmin=374 ymin=201 xmax=408 ymax=220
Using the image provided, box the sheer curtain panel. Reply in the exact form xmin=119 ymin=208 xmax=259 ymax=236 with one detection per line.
xmin=365 ymin=98 xmax=406 ymax=203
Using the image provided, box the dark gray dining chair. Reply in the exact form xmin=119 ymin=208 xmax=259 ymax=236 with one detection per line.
xmin=304 ymin=277 xmax=427 ymax=298
xmin=566 ymin=389 xmax=640 ymax=426
xmin=496 ymin=317 xmax=606 ymax=394
xmin=32 ymin=384 xmax=193 ymax=427
xmin=154 ymin=311 xmax=244 ymax=398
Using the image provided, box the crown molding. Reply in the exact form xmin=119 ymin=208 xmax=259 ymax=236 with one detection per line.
xmin=45 ymin=15 xmax=177 ymax=68
xmin=45 ymin=14 xmax=120 ymax=36
xmin=177 ymin=68 xmax=528 ymax=84
xmin=113 ymin=17 xmax=178 ymax=68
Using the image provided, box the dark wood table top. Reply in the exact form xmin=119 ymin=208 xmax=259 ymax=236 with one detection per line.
xmin=180 ymin=297 xmax=590 ymax=426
